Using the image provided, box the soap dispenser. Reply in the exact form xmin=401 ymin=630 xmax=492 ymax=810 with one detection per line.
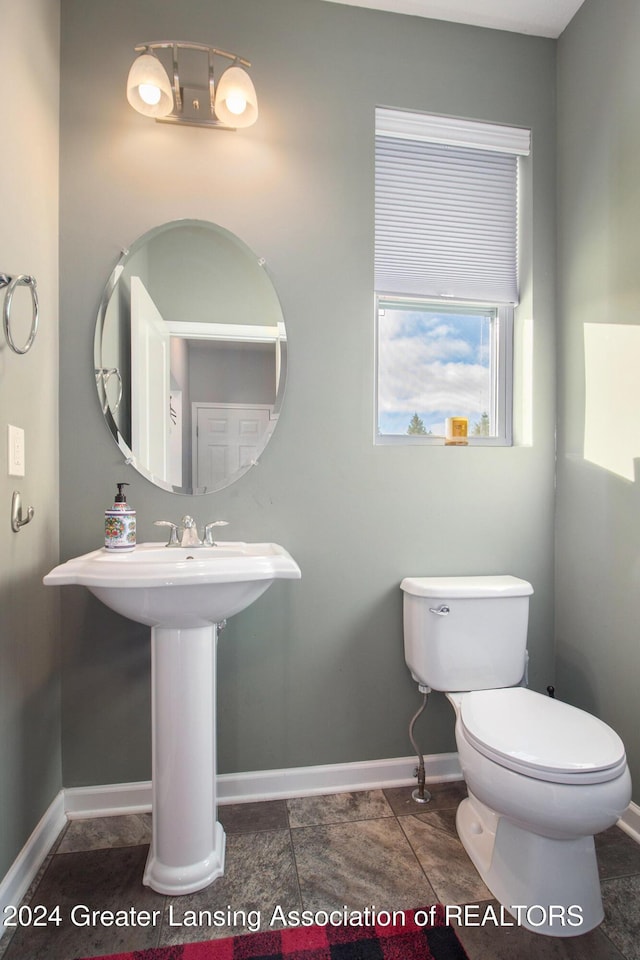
xmin=105 ymin=482 xmax=136 ymax=550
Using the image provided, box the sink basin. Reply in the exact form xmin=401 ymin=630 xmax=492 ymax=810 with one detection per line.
xmin=44 ymin=541 xmax=301 ymax=627
xmin=44 ymin=540 xmax=300 ymax=896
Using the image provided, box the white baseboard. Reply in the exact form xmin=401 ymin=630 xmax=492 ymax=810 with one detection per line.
xmin=64 ymin=752 xmax=462 ymax=818
xmin=618 ymin=800 xmax=640 ymax=844
xmin=224 ymin=751 xmax=461 ymax=803
xmin=0 ymin=791 xmax=66 ymax=935
xmin=60 ymin=756 xmax=640 ymax=841
xmin=64 ymin=780 xmax=153 ymax=819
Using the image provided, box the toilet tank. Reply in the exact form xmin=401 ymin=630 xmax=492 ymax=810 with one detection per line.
xmin=401 ymin=575 xmax=534 ymax=692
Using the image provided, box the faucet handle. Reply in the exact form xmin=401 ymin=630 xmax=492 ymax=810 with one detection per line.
xmin=204 ymin=521 xmax=229 ymax=545
xmin=154 ymin=520 xmax=179 ymax=546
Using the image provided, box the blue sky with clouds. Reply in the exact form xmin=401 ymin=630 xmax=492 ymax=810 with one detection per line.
xmin=377 ymin=304 xmax=494 ymax=435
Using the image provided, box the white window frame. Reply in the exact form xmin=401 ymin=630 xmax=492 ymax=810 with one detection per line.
xmin=374 ymin=108 xmax=528 ymax=447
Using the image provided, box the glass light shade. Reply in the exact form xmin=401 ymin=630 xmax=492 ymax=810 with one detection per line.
xmin=127 ymin=53 xmax=173 ymax=118
xmin=214 ymin=66 xmax=258 ymax=128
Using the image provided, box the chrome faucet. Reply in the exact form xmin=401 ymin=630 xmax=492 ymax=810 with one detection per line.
xmin=180 ymin=515 xmax=202 ymax=546
xmin=154 ymin=516 xmax=229 ymax=547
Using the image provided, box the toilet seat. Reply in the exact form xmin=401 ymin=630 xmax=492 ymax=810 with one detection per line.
xmin=460 ymin=687 xmax=627 ymax=785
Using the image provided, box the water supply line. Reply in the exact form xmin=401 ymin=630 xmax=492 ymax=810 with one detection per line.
xmin=408 ymin=684 xmax=431 ymax=804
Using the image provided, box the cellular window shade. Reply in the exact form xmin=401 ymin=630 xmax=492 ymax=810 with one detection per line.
xmin=375 ymin=134 xmax=520 ymax=304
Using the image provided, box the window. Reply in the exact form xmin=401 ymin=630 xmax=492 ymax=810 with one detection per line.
xmin=374 ymin=109 xmax=530 ymax=445
xmin=376 ymin=297 xmax=511 ymax=442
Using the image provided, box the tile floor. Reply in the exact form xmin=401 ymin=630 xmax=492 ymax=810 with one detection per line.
xmin=1 ymin=781 xmax=640 ymax=960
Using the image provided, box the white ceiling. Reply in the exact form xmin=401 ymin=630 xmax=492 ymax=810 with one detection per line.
xmin=322 ymin=0 xmax=586 ymax=38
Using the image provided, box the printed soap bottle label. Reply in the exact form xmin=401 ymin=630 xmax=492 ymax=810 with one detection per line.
xmin=105 ymin=508 xmax=136 ymax=550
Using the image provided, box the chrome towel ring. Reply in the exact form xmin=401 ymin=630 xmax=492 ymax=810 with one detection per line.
xmin=0 ymin=273 xmax=39 ymax=355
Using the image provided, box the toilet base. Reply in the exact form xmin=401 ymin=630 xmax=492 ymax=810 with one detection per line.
xmin=456 ymin=794 xmax=604 ymax=937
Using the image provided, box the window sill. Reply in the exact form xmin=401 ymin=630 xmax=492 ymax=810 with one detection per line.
xmin=375 ymin=434 xmax=512 ymax=447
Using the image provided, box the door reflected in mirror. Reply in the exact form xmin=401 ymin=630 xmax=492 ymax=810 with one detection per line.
xmin=95 ymin=220 xmax=287 ymax=495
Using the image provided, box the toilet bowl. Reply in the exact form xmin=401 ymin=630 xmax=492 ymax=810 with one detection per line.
xmin=401 ymin=575 xmax=632 ymax=937
xmin=450 ymin=688 xmax=631 ymax=935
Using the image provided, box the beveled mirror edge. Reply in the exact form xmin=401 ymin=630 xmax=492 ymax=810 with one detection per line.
xmin=94 ymin=219 xmax=288 ymax=496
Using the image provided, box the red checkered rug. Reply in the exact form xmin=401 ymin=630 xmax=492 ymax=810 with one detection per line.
xmin=79 ymin=905 xmax=469 ymax=960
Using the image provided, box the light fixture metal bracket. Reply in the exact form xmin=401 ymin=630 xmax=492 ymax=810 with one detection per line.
xmin=158 ymin=86 xmax=234 ymax=130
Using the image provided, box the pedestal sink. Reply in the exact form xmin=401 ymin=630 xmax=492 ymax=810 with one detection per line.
xmin=44 ymin=542 xmax=301 ymax=895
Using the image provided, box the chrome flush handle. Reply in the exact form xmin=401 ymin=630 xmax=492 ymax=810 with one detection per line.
xmin=429 ymin=605 xmax=450 ymax=616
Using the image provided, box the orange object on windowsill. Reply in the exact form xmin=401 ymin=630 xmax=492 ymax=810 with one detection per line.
xmin=445 ymin=417 xmax=468 ymax=445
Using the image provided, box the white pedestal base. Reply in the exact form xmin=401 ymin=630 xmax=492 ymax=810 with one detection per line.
xmin=143 ymin=624 xmax=226 ymax=895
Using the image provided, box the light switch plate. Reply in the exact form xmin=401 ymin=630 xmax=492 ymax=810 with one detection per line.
xmin=8 ymin=425 xmax=25 ymax=477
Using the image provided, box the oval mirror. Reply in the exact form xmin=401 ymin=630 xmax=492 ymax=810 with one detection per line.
xmin=94 ymin=220 xmax=287 ymax=495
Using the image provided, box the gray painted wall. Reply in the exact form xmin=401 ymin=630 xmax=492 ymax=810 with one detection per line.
xmin=0 ymin=0 xmax=61 ymax=878
xmin=557 ymin=0 xmax=640 ymax=803
xmin=59 ymin=0 xmax=557 ymax=787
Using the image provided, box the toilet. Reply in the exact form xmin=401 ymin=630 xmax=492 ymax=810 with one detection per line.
xmin=401 ymin=574 xmax=632 ymax=937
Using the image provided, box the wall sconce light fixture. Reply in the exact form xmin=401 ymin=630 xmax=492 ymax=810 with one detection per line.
xmin=126 ymin=41 xmax=258 ymax=129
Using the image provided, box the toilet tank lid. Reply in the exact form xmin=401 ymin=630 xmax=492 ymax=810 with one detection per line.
xmin=400 ymin=575 xmax=534 ymax=599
